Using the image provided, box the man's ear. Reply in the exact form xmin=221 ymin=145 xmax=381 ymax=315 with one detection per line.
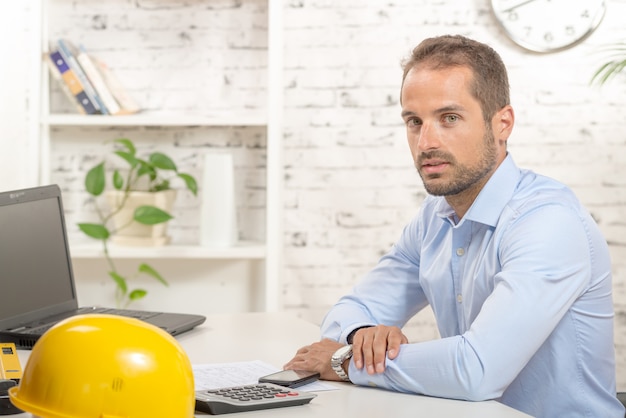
xmin=493 ymin=105 xmax=514 ymax=143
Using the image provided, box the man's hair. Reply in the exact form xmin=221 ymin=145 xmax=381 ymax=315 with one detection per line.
xmin=401 ymin=35 xmax=510 ymax=123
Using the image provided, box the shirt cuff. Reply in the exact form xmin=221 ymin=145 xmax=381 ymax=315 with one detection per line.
xmin=339 ymin=323 xmax=375 ymax=344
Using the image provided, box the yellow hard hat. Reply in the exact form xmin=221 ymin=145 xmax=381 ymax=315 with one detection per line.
xmin=9 ymin=314 xmax=195 ymax=418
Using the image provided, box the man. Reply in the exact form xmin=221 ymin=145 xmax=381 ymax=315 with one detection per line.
xmin=284 ymin=35 xmax=624 ymax=417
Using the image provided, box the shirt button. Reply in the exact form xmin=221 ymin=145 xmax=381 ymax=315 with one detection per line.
xmin=456 ymin=247 xmax=465 ymax=256
xmin=457 ymin=294 xmax=463 ymax=303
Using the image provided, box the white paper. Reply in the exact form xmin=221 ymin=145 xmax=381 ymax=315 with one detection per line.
xmin=192 ymin=360 xmax=337 ymax=392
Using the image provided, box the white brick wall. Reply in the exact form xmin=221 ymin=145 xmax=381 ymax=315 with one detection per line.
xmin=280 ymin=0 xmax=626 ymax=390
xmin=11 ymin=0 xmax=626 ymax=390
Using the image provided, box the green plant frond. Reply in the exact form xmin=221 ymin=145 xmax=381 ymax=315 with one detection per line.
xmin=114 ymin=150 xmax=139 ymax=168
xmin=178 ymin=173 xmax=198 ymax=196
xmin=592 ymin=59 xmax=626 ymax=85
xmin=149 ymin=152 xmax=178 ymax=171
xmin=592 ymin=41 xmax=626 ymax=86
xmin=138 ymin=263 xmax=169 ymax=286
xmin=591 ymin=63 xmax=612 ymax=85
xmin=606 ymin=49 xmax=626 ymax=59
xmin=128 ymin=289 xmax=148 ymax=301
xmin=597 ymin=41 xmax=626 ymax=50
xmin=133 ymin=205 xmax=174 ymax=225
xmin=113 ymin=138 xmax=137 ymax=155
xmin=78 ymin=223 xmax=110 ymax=240
xmin=85 ymin=162 xmax=106 ymax=196
xmin=603 ymin=59 xmax=626 ymax=72
xmin=109 ymin=271 xmax=128 ymax=294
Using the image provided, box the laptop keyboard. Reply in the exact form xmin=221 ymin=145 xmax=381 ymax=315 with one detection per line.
xmin=22 ymin=324 xmax=55 ymax=334
xmin=101 ymin=309 xmax=160 ymax=320
xmin=18 ymin=309 xmax=160 ymax=335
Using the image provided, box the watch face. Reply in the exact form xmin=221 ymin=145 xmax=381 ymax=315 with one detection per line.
xmin=332 ymin=344 xmax=353 ymax=361
xmin=491 ymin=0 xmax=606 ymax=53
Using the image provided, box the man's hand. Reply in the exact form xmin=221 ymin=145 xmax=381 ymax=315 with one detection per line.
xmin=351 ymin=325 xmax=408 ymax=375
xmin=283 ymin=339 xmax=346 ymax=381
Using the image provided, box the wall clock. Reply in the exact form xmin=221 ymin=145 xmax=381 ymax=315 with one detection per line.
xmin=490 ymin=0 xmax=606 ymax=53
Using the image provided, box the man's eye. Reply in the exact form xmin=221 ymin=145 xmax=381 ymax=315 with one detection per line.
xmin=407 ymin=118 xmax=421 ymax=126
xmin=443 ymin=115 xmax=459 ymax=123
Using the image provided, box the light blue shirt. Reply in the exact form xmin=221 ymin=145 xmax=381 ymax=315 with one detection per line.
xmin=321 ymin=155 xmax=623 ymax=418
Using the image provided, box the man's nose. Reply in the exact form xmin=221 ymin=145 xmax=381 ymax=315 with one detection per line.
xmin=415 ymin=122 xmax=441 ymax=151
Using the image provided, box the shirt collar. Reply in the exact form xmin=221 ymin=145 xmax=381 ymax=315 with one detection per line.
xmin=435 ymin=154 xmax=521 ymax=227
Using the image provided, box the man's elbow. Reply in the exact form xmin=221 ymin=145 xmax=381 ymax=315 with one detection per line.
xmin=460 ymin=386 xmax=504 ymax=402
xmin=452 ymin=373 xmax=507 ymax=402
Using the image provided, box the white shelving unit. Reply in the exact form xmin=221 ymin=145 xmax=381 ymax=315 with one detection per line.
xmin=70 ymin=241 xmax=266 ymax=260
xmin=30 ymin=0 xmax=284 ymax=312
xmin=43 ymin=113 xmax=268 ymax=127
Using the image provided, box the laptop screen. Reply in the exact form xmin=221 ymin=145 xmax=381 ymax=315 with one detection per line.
xmin=0 ymin=186 xmax=77 ymax=325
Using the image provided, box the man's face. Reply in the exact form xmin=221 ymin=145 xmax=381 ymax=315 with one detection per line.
xmin=400 ymin=65 xmax=508 ymax=199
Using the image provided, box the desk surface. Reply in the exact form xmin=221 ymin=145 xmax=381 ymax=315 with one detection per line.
xmin=16 ymin=312 xmax=532 ymax=418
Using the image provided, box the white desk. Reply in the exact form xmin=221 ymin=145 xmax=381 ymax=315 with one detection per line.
xmin=16 ymin=312 xmax=532 ymax=417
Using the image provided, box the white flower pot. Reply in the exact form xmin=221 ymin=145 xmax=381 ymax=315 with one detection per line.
xmin=105 ymin=189 xmax=177 ymax=247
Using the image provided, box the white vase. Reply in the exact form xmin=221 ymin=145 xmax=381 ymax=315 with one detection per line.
xmin=200 ymin=152 xmax=238 ymax=247
xmin=105 ymin=189 xmax=177 ymax=247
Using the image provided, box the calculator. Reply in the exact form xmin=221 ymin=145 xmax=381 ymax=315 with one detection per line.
xmin=195 ymin=382 xmax=317 ymax=415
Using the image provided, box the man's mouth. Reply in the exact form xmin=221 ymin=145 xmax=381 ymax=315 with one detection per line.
xmin=420 ymin=159 xmax=449 ymax=175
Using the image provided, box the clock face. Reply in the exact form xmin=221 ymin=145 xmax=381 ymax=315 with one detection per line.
xmin=490 ymin=0 xmax=606 ymax=53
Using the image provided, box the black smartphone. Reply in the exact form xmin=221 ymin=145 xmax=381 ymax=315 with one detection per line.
xmin=258 ymin=369 xmax=320 ymax=388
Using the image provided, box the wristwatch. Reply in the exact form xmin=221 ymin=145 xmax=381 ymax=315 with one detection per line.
xmin=331 ymin=344 xmax=353 ymax=381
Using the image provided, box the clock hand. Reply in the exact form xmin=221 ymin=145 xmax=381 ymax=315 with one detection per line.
xmin=502 ymin=0 xmax=540 ymax=13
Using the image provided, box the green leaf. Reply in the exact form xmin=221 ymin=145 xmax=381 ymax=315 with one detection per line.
xmin=591 ymin=42 xmax=626 ymax=86
xmin=592 ymin=61 xmax=626 ymax=85
xmin=85 ymin=162 xmax=106 ymax=196
xmin=152 ymin=180 xmax=170 ymax=192
xmin=129 ymin=289 xmax=148 ymax=301
xmin=137 ymin=160 xmax=156 ymax=179
xmin=114 ymin=138 xmax=136 ymax=155
xmin=177 ymin=173 xmax=198 ymax=196
xmin=114 ymin=151 xmax=138 ymax=168
xmin=133 ymin=205 xmax=174 ymax=225
xmin=112 ymin=170 xmax=124 ymax=190
xmin=149 ymin=152 xmax=177 ymax=171
xmin=78 ymin=223 xmax=110 ymax=240
xmin=138 ymin=263 xmax=169 ymax=286
xmin=109 ymin=271 xmax=128 ymax=294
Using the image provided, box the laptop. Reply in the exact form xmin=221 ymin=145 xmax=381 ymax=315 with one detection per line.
xmin=0 ymin=184 xmax=206 ymax=349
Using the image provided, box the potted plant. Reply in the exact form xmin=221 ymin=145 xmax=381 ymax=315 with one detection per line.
xmin=78 ymin=138 xmax=198 ymax=307
xmin=592 ymin=41 xmax=626 ymax=85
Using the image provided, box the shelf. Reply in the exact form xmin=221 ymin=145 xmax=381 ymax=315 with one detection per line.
xmin=34 ymin=0 xmax=283 ymax=311
xmin=44 ymin=112 xmax=267 ymax=127
xmin=69 ymin=241 xmax=266 ymax=260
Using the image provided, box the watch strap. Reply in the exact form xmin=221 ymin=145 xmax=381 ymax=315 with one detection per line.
xmin=347 ymin=325 xmax=374 ymax=344
xmin=331 ymin=345 xmax=353 ymax=382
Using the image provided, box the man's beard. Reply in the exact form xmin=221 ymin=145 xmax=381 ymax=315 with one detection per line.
xmin=416 ymin=130 xmax=498 ymax=196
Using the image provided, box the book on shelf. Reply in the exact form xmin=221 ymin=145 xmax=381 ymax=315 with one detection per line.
xmin=90 ymin=54 xmax=141 ymax=115
xmin=75 ymin=45 xmax=123 ymax=115
xmin=57 ymin=39 xmax=107 ymax=115
xmin=45 ymin=50 xmax=98 ymax=115
xmin=45 ymin=40 xmax=141 ymax=116
xmin=56 ymin=39 xmax=106 ymax=115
